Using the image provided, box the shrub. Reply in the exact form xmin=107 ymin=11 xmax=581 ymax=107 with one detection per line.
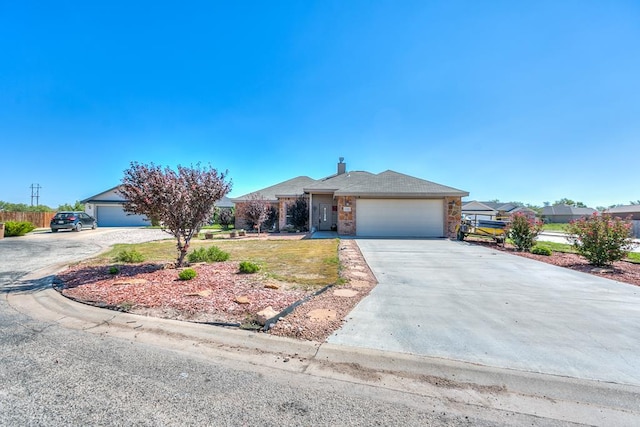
xmin=187 ymin=245 xmax=230 ymax=263
xmin=3 ymin=221 xmax=36 ymax=237
xmin=108 ymin=266 xmax=120 ymax=275
xmin=178 ymin=268 xmax=197 ymax=280
xmin=286 ymin=196 xmax=309 ymax=231
xmin=531 ymin=246 xmax=552 ymax=256
xmin=114 ymin=249 xmax=145 ymax=263
xmin=507 ymin=213 xmax=543 ymax=252
xmin=566 ymin=213 xmax=636 ymax=267
xmin=239 ymin=261 xmax=260 ymax=274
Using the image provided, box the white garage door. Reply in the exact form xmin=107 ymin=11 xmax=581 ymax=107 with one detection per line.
xmin=96 ymin=205 xmax=150 ymax=227
xmin=356 ymin=199 xmax=444 ymax=237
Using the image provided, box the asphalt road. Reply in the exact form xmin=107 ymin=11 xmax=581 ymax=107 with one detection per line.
xmin=0 ymin=229 xmax=532 ymax=426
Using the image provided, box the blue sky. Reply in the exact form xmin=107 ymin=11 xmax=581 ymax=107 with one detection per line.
xmin=1 ymin=1 xmax=638 ymax=209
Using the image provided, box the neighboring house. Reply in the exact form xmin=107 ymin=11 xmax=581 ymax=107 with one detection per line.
xmin=541 ymin=204 xmax=597 ymax=223
xmin=462 ymin=201 xmax=537 ymax=221
xmin=82 ymin=186 xmax=151 ymax=227
xmin=83 ymin=188 xmax=236 ymax=228
xmin=605 ymin=204 xmax=640 ymax=237
xmin=604 ymin=204 xmax=640 ymax=220
xmin=214 ymin=196 xmax=235 ymax=210
xmin=232 ymin=159 xmax=469 ymax=238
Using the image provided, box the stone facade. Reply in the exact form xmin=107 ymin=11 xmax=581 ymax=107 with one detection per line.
xmin=337 ymin=196 xmax=356 ymax=235
xmin=445 ymin=196 xmax=462 ymax=238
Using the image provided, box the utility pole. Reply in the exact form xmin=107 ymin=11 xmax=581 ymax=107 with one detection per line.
xmin=30 ymin=183 xmax=42 ymax=207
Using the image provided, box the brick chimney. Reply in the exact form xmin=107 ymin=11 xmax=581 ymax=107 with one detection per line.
xmin=337 ymin=157 xmax=346 ymax=175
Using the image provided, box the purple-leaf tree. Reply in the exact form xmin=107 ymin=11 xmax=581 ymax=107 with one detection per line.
xmin=237 ymin=193 xmax=270 ymax=234
xmin=118 ymin=162 xmax=231 ymax=266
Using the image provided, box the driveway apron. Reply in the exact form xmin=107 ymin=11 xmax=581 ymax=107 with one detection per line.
xmin=328 ymin=239 xmax=640 ymax=385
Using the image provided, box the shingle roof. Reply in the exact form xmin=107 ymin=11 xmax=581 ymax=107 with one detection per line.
xmin=214 ymin=196 xmax=234 ymax=208
xmin=332 ymin=170 xmax=468 ymax=197
xmin=231 ymin=176 xmax=317 ymax=202
xmin=605 ymin=205 xmax=640 ymax=214
xmin=303 ymin=171 xmax=375 ymax=193
xmin=542 ymin=204 xmax=597 ymax=216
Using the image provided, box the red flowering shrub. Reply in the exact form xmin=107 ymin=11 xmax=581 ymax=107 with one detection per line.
xmin=566 ymin=213 xmax=636 ymax=267
xmin=507 ymin=213 xmax=543 ymax=252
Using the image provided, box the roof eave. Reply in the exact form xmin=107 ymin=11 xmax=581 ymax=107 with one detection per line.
xmin=333 ymin=191 xmax=469 ymax=198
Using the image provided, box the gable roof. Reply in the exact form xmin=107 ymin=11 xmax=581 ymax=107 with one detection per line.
xmin=81 ymin=185 xmax=125 ymax=203
xmin=462 ymin=201 xmax=499 ymax=215
xmin=232 ymin=176 xmax=317 ymax=202
xmin=332 ymin=170 xmax=468 ymax=197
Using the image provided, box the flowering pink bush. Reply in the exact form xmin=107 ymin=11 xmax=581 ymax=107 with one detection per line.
xmin=507 ymin=213 xmax=543 ymax=251
xmin=566 ymin=213 xmax=636 ymax=267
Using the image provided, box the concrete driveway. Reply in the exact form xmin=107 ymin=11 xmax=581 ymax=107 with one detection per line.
xmin=328 ymin=239 xmax=640 ymax=385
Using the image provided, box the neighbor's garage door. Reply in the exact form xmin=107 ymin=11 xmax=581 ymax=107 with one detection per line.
xmin=356 ymin=199 xmax=444 ymax=237
xmin=96 ymin=205 xmax=150 ymax=227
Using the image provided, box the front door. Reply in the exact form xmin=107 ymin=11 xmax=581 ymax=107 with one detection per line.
xmin=319 ymin=203 xmax=332 ymax=231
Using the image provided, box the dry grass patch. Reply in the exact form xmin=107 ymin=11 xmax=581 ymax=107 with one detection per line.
xmin=96 ymin=238 xmax=340 ymax=288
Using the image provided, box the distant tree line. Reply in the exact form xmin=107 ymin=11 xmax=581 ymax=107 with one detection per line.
xmin=0 ymin=200 xmax=84 ymax=212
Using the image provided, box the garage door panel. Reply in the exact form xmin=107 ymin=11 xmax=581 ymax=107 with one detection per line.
xmin=97 ymin=205 xmax=150 ymax=227
xmin=356 ymin=199 xmax=443 ymax=237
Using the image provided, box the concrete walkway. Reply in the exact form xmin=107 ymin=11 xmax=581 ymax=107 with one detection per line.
xmin=329 ymin=239 xmax=640 ymax=385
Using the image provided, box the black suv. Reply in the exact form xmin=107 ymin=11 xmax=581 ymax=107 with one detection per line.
xmin=50 ymin=212 xmax=97 ymax=232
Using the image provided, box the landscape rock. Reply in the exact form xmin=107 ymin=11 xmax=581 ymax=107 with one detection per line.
xmin=234 ymin=295 xmax=250 ymax=304
xmin=256 ymin=306 xmax=279 ymax=325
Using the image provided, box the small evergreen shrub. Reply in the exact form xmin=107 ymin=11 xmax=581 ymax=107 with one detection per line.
xmin=566 ymin=213 xmax=635 ymax=266
xmin=239 ymin=261 xmax=260 ymax=274
xmin=188 ymin=246 xmax=230 ymax=263
xmin=114 ymin=249 xmax=145 ymax=263
xmin=507 ymin=213 xmax=543 ymax=252
xmin=3 ymin=221 xmax=36 ymax=237
xmin=108 ymin=266 xmax=120 ymax=275
xmin=178 ymin=268 xmax=197 ymax=280
xmin=531 ymin=246 xmax=552 ymax=256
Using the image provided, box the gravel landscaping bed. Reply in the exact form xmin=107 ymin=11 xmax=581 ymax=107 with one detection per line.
xmin=57 ymin=234 xmax=378 ymax=341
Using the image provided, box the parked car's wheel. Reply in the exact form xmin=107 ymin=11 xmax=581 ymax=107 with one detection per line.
xmin=457 ymin=230 xmax=465 ymax=241
xmin=74 ymin=223 xmax=82 ymax=232
xmin=91 ymin=222 xmax=97 ymax=230
xmin=51 ymin=229 xmax=58 ymax=233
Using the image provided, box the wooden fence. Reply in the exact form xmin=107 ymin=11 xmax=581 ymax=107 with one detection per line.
xmin=0 ymin=212 xmax=56 ymax=228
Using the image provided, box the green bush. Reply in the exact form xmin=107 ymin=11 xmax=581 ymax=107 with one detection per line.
xmin=178 ymin=268 xmax=197 ymax=280
xmin=239 ymin=261 xmax=260 ymax=274
xmin=108 ymin=266 xmax=120 ymax=275
xmin=507 ymin=213 xmax=543 ymax=252
xmin=187 ymin=245 xmax=230 ymax=263
xmin=531 ymin=246 xmax=552 ymax=256
xmin=114 ymin=249 xmax=145 ymax=263
xmin=3 ymin=221 xmax=36 ymax=237
xmin=566 ymin=213 xmax=635 ymax=267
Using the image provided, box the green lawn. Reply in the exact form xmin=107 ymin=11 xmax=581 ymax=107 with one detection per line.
xmin=533 ymin=240 xmax=640 ymax=264
xmin=542 ymin=223 xmax=570 ymax=232
xmin=98 ymin=238 xmax=341 ymax=288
